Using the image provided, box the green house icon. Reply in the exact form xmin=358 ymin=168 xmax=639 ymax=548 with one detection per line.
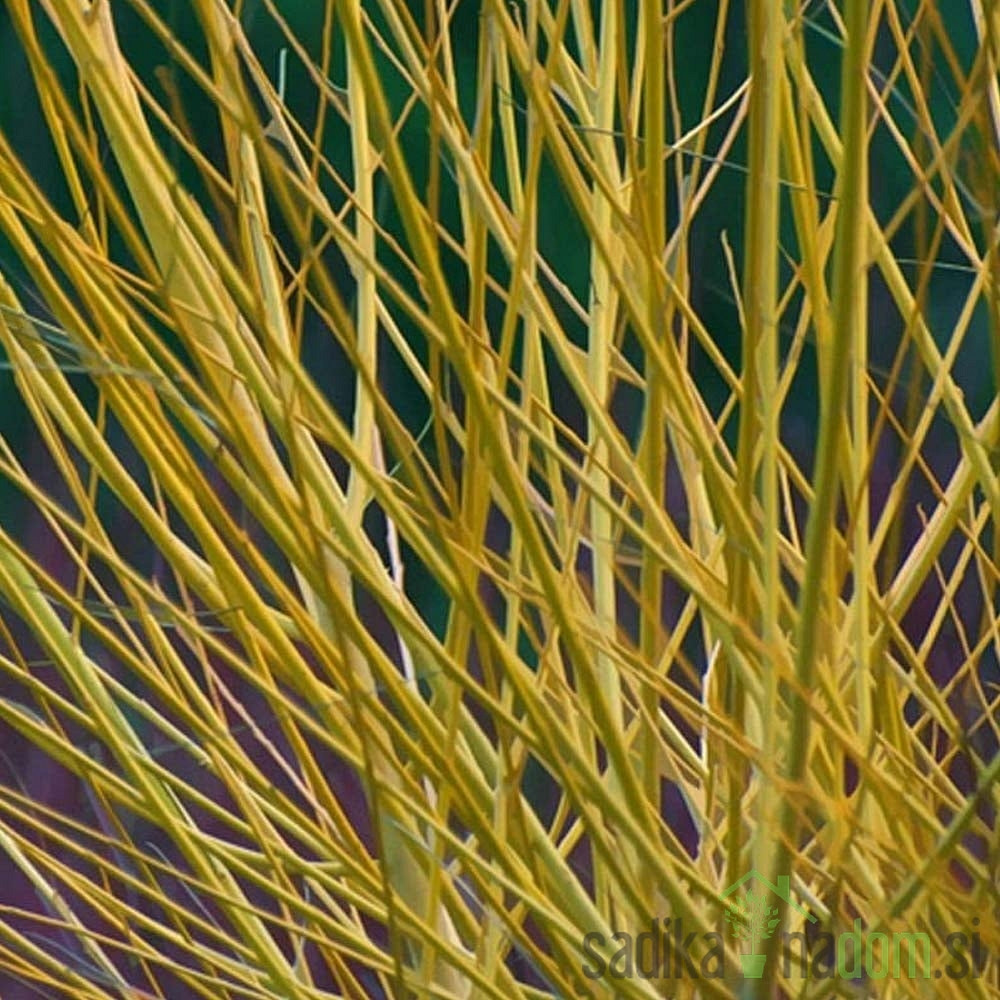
xmin=721 ymin=871 xmax=816 ymax=979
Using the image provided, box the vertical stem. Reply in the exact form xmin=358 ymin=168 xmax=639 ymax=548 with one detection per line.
xmin=588 ymin=0 xmax=626 ymax=924
xmin=639 ymin=0 xmax=666 ymax=869
xmin=745 ymin=0 xmax=785 ymax=901
xmin=761 ymin=0 xmax=871 ymax=989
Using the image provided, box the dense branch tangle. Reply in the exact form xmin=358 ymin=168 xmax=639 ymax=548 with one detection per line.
xmin=0 ymin=1 xmax=996 ymax=998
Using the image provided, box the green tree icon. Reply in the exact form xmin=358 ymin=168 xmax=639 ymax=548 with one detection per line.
xmin=726 ymin=890 xmax=782 ymax=978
